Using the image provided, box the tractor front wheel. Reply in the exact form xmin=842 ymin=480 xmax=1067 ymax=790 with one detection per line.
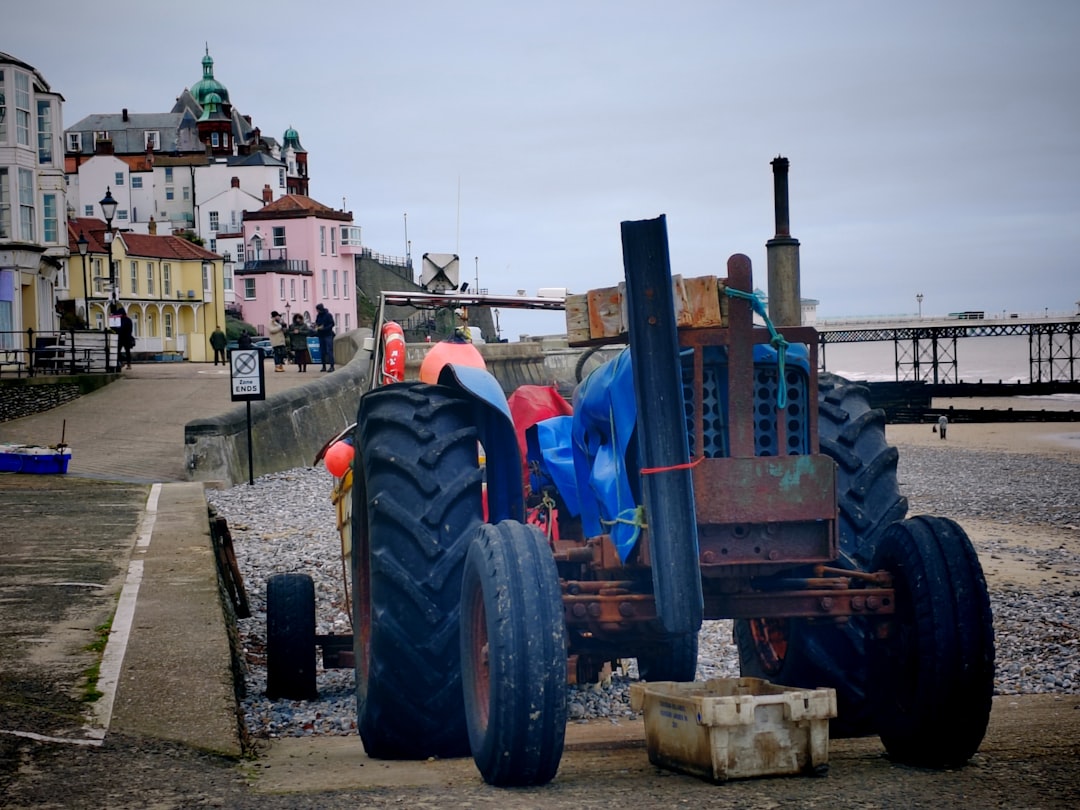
xmin=461 ymin=520 xmax=568 ymax=786
xmin=869 ymin=515 xmax=995 ymax=767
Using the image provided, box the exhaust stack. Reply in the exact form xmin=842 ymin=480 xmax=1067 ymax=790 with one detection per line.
xmin=766 ymin=156 xmax=802 ymax=327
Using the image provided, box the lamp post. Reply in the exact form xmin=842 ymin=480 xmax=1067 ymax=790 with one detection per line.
xmin=77 ymin=232 xmax=90 ymax=328
xmin=916 ymin=292 xmax=924 ymax=319
xmin=100 ymin=187 xmax=118 ymax=315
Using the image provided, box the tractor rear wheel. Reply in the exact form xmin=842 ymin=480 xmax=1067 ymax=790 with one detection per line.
xmin=869 ymin=516 xmax=994 ymax=767
xmin=736 ymin=373 xmax=908 ymax=735
xmin=265 ymin=573 xmax=318 ymax=701
xmin=352 ymin=382 xmax=483 ymax=759
xmin=461 ymin=520 xmax=568 ymax=786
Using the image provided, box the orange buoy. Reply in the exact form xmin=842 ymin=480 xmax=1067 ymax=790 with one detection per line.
xmin=419 ymin=331 xmax=486 ymax=384
xmin=381 ymin=321 xmax=406 ymax=384
xmin=324 ymin=439 xmax=355 ymax=478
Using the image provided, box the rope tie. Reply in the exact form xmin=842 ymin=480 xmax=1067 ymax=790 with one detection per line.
xmin=724 ymin=287 xmax=790 ymax=408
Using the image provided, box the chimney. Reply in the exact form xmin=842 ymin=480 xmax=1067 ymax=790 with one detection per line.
xmin=262 ymin=184 xmax=273 ymax=203
xmin=244 ymin=115 xmax=252 ymax=125
xmin=122 ymin=108 xmax=129 ymax=122
xmin=231 ymin=176 xmax=240 ymax=188
xmin=148 ymin=216 xmax=157 ymax=235
xmin=765 ymin=156 xmax=802 ymax=327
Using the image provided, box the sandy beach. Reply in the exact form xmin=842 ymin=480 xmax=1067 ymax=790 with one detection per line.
xmin=887 ymin=418 xmax=1080 ymax=648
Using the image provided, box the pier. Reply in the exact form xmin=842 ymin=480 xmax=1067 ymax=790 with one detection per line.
xmin=816 ymin=312 xmax=1080 ymax=385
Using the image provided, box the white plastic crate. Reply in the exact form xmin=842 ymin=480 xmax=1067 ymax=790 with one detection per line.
xmin=629 ymin=677 xmax=837 ymax=782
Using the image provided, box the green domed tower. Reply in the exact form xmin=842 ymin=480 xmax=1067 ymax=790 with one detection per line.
xmin=281 ymin=125 xmax=309 ymax=195
xmin=191 ymin=46 xmax=230 ymax=108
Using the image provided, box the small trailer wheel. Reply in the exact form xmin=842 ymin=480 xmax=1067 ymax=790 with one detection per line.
xmin=266 ymin=573 xmax=318 ymax=701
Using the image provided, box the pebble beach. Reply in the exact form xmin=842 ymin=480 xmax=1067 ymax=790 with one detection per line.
xmin=205 ymin=420 xmax=1080 ymax=739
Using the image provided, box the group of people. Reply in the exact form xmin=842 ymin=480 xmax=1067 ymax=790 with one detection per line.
xmin=267 ymin=305 xmax=335 ymax=373
xmin=207 ymin=305 xmax=336 ymax=373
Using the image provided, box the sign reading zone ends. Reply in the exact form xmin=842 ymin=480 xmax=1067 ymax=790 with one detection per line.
xmin=230 ymin=348 xmax=266 ymax=401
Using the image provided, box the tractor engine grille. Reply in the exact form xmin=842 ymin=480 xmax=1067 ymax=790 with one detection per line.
xmin=682 ymin=347 xmax=809 ymax=459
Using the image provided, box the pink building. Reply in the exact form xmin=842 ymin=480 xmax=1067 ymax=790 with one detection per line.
xmin=237 ymin=194 xmax=361 ymax=334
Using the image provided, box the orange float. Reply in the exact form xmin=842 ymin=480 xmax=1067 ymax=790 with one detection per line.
xmin=381 ymin=322 xmax=406 ymax=384
xmin=419 ymin=331 xmax=486 ymax=384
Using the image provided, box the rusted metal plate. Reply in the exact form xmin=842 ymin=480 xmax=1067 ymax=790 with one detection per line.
xmin=693 ymin=455 xmax=837 ymax=524
xmin=698 ymin=520 xmax=835 ymax=571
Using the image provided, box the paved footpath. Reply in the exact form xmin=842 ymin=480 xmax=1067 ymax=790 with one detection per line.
xmin=0 ymin=359 xmax=314 ymax=482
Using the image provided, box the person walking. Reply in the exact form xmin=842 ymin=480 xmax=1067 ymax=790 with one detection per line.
xmin=210 ymin=326 xmax=227 ymax=366
xmin=288 ymin=313 xmax=311 ymax=372
xmin=268 ymin=311 xmax=287 ymax=372
xmin=314 ymin=303 xmax=336 ymax=372
xmin=938 ymin=414 xmax=948 ymax=440
xmin=116 ymin=308 xmax=135 ymax=370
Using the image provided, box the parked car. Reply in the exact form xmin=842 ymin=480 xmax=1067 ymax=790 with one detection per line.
xmin=226 ymin=339 xmax=274 ymax=359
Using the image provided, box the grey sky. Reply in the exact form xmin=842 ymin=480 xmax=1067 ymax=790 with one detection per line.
xmin=9 ymin=0 xmax=1079 ymax=338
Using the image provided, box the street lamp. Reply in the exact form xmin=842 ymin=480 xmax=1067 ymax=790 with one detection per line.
xmin=77 ymin=232 xmax=90 ymax=328
xmin=100 ymin=187 xmax=119 ymax=314
xmin=916 ymin=292 xmax=924 ymax=319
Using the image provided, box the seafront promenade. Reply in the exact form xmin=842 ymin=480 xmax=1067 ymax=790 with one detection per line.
xmin=0 ymin=361 xmax=316 ymax=482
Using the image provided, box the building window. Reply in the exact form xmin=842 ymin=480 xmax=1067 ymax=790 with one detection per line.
xmin=321 ymin=268 xmax=328 ymax=298
xmin=145 ymin=131 xmax=160 ymax=150
xmin=272 ymin=226 xmax=285 ymax=247
xmin=84 ymin=204 xmax=93 ymax=216
xmin=18 ymin=168 xmax=34 ymax=242
xmin=164 ymin=311 xmax=173 ymax=338
xmin=278 ymin=169 xmax=285 ymax=188
xmin=15 ymin=72 xmax=30 ymax=146
xmin=37 ymin=100 xmax=53 ymax=163
xmin=223 ymin=262 xmax=233 ymax=292
xmin=332 ymin=269 xmax=338 ymax=298
xmin=163 ymin=264 xmax=171 ymax=296
xmin=117 ymin=209 xmax=128 ymax=221
xmin=132 ymin=176 xmax=143 ymax=189
xmin=343 ymin=271 xmax=350 ymax=299
xmin=0 ymin=71 xmax=6 ymax=144
xmin=130 ymin=261 xmax=139 ymax=293
xmin=165 ymin=167 xmax=173 ymax=182
xmin=146 ymin=262 xmax=155 ymax=295
xmin=203 ymin=263 xmax=210 ymax=292
xmin=319 ymin=225 xmax=325 ymax=254
xmin=330 ymin=226 xmax=336 ymax=255
xmin=302 ymin=279 xmax=308 ymax=300
xmin=211 ymin=132 xmax=220 ymax=147
xmin=43 ymin=194 xmax=58 ymax=243
xmin=209 ymin=211 xmax=219 ymax=232
xmin=279 ymin=278 xmax=285 ymax=299
xmin=244 ymin=278 xmax=256 ymax=299
xmin=166 ymin=186 xmax=174 ymax=200
xmin=290 ymin=279 xmax=295 ymax=300
xmin=115 ymin=172 xmax=125 ymax=186
xmin=67 ymin=132 xmax=82 ymax=152
xmin=0 ymin=168 xmax=9 ymax=240
xmin=345 ymin=313 xmax=350 ymax=330
xmin=209 ymin=238 xmax=216 ymax=253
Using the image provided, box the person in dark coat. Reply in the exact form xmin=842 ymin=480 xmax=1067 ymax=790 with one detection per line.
xmin=314 ymin=303 xmax=335 ymax=372
xmin=116 ymin=307 xmax=134 ymax=370
xmin=210 ymin=326 xmax=227 ymax=365
xmin=287 ymin=314 xmax=311 ymax=372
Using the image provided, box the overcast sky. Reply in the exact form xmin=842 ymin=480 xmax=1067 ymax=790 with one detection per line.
xmin=9 ymin=0 xmax=1079 ymax=338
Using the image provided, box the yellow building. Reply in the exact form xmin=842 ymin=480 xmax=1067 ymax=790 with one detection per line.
xmin=67 ymin=217 xmax=224 ymax=361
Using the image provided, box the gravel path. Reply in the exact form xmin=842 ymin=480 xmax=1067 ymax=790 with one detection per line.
xmin=206 ymin=441 xmax=1080 ymax=739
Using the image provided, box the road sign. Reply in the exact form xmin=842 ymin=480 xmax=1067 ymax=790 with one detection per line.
xmin=230 ymin=349 xmax=266 ymax=401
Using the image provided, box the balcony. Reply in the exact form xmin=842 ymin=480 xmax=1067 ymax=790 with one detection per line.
xmin=237 ymin=249 xmax=310 ymax=275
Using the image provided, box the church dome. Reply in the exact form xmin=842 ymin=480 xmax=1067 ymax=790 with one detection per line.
xmin=282 ymin=126 xmax=306 ymax=152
